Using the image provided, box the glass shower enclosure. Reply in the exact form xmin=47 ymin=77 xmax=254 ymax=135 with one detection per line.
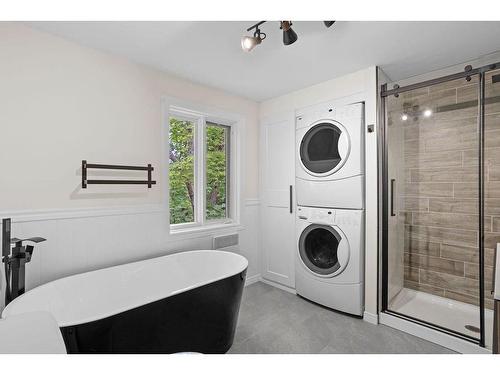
xmin=381 ymin=63 xmax=500 ymax=349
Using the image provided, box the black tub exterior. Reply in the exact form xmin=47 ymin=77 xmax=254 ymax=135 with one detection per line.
xmin=60 ymin=269 xmax=246 ymax=354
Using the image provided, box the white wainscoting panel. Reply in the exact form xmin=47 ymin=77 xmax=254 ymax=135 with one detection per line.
xmin=0 ymin=199 xmax=260 ymax=311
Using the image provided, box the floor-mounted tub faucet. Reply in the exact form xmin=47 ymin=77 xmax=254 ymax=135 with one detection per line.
xmin=2 ymin=218 xmax=46 ymax=305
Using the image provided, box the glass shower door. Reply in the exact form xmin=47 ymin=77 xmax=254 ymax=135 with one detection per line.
xmin=383 ymin=75 xmax=484 ymax=343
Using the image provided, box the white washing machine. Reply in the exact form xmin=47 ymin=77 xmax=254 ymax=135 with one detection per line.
xmin=296 ymin=102 xmax=364 ymax=209
xmin=295 ymin=206 xmax=364 ymax=316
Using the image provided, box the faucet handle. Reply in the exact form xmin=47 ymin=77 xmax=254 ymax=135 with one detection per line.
xmin=11 ymin=237 xmax=46 ymax=244
xmin=25 ymin=237 xmax=46 ymax=244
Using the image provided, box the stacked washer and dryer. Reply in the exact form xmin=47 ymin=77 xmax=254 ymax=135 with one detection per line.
xmin=295 ymin=102 xmax=365 ymax=316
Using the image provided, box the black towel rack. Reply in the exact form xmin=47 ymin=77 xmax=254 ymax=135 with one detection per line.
xmin=82 ymin=160 xmax=156 ymax=189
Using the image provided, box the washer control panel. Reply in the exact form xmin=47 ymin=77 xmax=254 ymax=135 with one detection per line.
xmin=297 ymin=206 xmax=336 ymax=225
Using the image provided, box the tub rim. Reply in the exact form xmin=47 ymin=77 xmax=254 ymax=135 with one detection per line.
xmin=2 ymin=250 xmax=248 ymax=327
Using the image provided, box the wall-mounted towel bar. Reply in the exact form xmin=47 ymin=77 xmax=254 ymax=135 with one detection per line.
xmin=82 ymin=160 xmax=156 ymax=189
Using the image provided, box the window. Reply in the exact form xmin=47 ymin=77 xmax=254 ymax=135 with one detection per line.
xmin=205 ymin=122 xmax=230 ymax=221
xmin=168 ymin=108 xmax=234 ymax=229
xmin=168 ymin=118 xmax=195 ymax=224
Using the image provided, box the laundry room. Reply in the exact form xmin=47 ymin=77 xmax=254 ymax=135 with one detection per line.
xmin=1 ymin=2 xmax=500 ymax=372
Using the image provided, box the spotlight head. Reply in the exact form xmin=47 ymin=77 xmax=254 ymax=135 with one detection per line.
xmin=323 ymin=21 xmax=335 ymax=28
xmin=281 ymin=21 xmax=298 ymax=46
xmin=241 ymin=27 xmax=266 ymax=52
xmin=401 ymin=114 xmax=408 ymax=121
xmin=241 ymin=35 xmax=261 ymax=52
xmin=423 ymin=109 xmax=432 ymax=118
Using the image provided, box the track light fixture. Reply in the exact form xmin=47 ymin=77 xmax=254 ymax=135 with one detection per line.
xmin=241 ymin=21 xmax=335 ymax=52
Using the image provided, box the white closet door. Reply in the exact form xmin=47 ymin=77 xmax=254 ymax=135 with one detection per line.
xmin=260 ymin=114 xmax=295 ymax=287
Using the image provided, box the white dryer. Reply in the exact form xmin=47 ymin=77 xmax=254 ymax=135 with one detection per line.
xmin=296 ymin=102 xmax=364 ymax=209
xmin=295 ymin=206 xmax=364 ymax=316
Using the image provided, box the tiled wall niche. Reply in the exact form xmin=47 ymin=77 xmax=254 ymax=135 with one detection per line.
xmin=387 ymin=70 xmax=500 ymax=311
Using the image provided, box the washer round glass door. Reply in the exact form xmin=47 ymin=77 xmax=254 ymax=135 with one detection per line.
xmin=298 ymin=224 xmax=349 ymax=277
xmin=299 ymin=120 xmax=350 ymax=176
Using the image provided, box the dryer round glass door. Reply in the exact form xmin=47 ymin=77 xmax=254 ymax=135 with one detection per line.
xmin=299 ymin=120 xmax=350 ymax=176
xmin=298 ymin=224 xmax=349 ymax=277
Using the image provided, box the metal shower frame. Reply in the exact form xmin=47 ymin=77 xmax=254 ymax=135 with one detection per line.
xmin=379 ymin=61 xmax=500 ymax=348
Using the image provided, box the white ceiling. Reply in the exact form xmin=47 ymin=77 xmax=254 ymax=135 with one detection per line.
xmin=27 ymin=21 xmax=500 ymax=101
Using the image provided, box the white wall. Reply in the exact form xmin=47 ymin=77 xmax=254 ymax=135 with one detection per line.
xmin=0 ymin=23 xmax=261 ymax=309
xmin=0 ymin=23 xmax=380 ymax=320
xmin=0 ymin=22 xmax=260 ymax=209
xmin=259 ymin=67 xmax=379 ymax=323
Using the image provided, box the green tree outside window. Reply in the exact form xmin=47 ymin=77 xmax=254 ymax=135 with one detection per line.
xmin=169 ymin=118 xmax=229 ymax=224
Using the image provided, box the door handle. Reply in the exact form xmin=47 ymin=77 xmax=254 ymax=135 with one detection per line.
xmin=289 ymin=185 xmax=293 ymax=214
xmin=390 ymin=179 xmax=396 ymax=217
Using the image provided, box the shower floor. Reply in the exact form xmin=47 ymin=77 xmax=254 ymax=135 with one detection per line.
xmin=389 ymin=288 xmax=493 ymax=349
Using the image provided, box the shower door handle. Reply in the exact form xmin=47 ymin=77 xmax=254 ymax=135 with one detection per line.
xmin=289 ymin=185 xmax=293 ymax=214
xmin=390 ymin=179 xmax=396 ymax=217
xmin=494 ymin=243 xmax=500 ymax=354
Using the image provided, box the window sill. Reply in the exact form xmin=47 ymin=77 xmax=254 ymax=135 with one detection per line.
xmin=169 ymin=222 xmax=244 ymax=240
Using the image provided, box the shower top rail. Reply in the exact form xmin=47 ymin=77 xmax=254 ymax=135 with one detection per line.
xmin=81 ymin=160 xmax=156 ymax=189
xmin=381 ymin=62 xmax=499 ymax=97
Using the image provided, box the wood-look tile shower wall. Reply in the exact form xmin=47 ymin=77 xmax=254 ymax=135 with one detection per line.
xmin=388 ymin=71 xmax=500 ymax=310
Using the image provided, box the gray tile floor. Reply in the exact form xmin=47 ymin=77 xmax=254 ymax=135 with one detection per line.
xmin=228 ymin=282 xmax=455 ymax=354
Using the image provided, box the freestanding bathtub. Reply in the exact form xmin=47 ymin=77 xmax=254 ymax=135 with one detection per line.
xmin=1 ymin=250 xmax=248 ymax=354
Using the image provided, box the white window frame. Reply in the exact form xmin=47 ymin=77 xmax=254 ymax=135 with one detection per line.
xmin=162 ymin=98 xmax=242 ymax=236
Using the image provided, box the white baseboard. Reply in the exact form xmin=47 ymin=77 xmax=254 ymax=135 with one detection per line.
xmin=245 ymin=274 xmax=261 ymax=287
xmin=260 ymin=278 xmax=296 ymax=294
xmin=379 ymin=312 xmax=491 ymax=354
xmin=363 ymin=311 xmax=379 ymax=325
